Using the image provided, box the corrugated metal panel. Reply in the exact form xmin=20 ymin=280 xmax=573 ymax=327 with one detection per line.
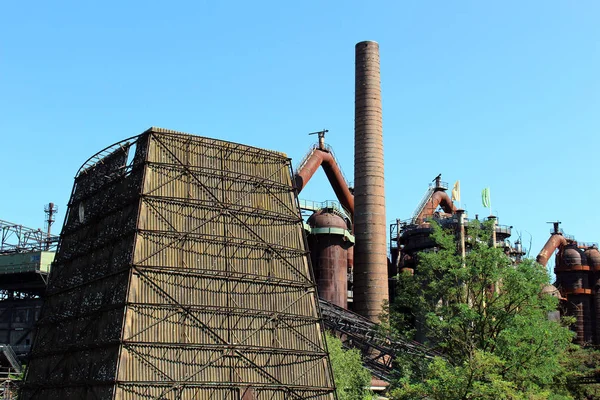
xmin=22 ymin=128 xmax=335 ymax=399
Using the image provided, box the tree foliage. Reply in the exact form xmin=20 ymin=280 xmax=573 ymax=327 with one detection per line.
xmin=325 ymin=332 xmax=375 ymax=400
xmin=560 ymin=346 xmax=600 ymax=399
xmin=386 ymin=220 xmax=576 ymax=399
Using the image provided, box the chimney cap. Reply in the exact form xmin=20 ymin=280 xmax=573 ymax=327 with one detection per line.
xmin=356 ymin=40 xmax=379 ymax=47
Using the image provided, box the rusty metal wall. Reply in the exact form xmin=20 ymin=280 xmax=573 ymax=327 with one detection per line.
xmin=353 ymin=41 xmax=389 ymax=322
xmin=556 ymin=245 xmax=594 ymax=344
xmin=307 ymin=211 xmax=350 ymax=308
xmin=587 ymin=248 xmax=600 ymax=343
xmin=22 ymin=128 xmax=336 ymax=399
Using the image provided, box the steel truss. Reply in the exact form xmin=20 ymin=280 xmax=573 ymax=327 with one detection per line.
xmin=22 ymin=128 xmax=335 ymax=399
xmin=319 ymin=299 xmax=442 ymax=381
xmin=0 ymin=221 xmax=58 ymax=254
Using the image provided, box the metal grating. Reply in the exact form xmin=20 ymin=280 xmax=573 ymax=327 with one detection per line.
xmin=21 ymin=128 xmax=336 ymax=399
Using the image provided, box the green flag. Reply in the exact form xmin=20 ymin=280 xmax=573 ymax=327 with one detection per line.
xmin=482 ymin=187 xmax=491 ymax=208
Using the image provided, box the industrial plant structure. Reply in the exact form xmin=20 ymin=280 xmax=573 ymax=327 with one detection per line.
xmin=20 ymin=128 xmax=337 ymax=399
xmin=1 ymin=39 xmax=596 ymax=399
xmin=537 ymin=223 xmax=600 ymax=345
xmin=293 ymin=41 xmax=389 ymax=322
xmin=390 ymin=177 xmax=525 ymax=278
xmin=0 ymin=215 xmax=59 ymax=398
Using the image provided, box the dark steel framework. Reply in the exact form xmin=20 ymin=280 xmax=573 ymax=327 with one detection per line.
xmin=0 ymin=221 xmax=58 ymax=255
xmin=319 ymin=299 xmax=441 ymax=381
xmin=22 ymin=128 xmax=336 ymax=399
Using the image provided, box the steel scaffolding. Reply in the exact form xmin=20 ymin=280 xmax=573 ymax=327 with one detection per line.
xmin=0 ymin=221 xmax=58 ymax=255
xmin=22 ymin=128 xmax=336 ymax=399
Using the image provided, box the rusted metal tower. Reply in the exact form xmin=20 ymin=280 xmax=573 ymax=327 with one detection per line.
xmin=353 ymin=41 xmax=388 ymax=322
xmin=21 ymin=128 xmax=335 ymax=399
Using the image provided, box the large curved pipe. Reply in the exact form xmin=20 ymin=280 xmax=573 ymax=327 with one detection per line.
xmin=416 ymin=191 xmax=456 ymax=222
xmin=294 ymin=148 xmax=355 ymax=217
xmin=536 ymin=234 xmax=568 ymax=266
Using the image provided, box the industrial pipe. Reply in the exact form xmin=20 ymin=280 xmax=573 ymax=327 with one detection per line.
xmin=294 ymin=148 xmax=355 ymax=218
xmin=536 ymin=234 xmax=568 ymax=266
xmin=416 ymin=191 xmax=456 ymax=222
xmin=353 ymin=40 xmax=388 ymax=322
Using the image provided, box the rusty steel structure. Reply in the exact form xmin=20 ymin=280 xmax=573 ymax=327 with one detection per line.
xmin=293 ymin=41 xmax=391 ymax=321
xmin=307 ymin=210 xmax=353 ymax=309
xmin=413 ymin=177 xmax=456 ymax=224
xmin=537 ymin=224 xmax=600 ymax=345
xmin=294 ymin=142 xmax=354 ymax=218
xmin=353 ymin=41 xmax=388 ymax=322
xmin=390 ymin=177 xmax=525 ymax=301
xmin=21 ymin=128 xmax=336 ymax=399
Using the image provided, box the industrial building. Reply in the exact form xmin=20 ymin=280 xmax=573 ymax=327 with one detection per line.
xmin=0 ymin=39 xmax=596 ymax=398
xmin=537 ymin=223 xmax=600 ymax=346
xmin=389 ymin=177 xmax=525 ymax=276
xmin=0 ymin=215 xmax=59 ymax=398
xmin=19 ymin=128 xmax=338 ymax=399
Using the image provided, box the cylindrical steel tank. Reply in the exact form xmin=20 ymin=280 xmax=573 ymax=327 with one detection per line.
xmin=353 ymin=40 xmax=388 ymax=321
xmin=586 ymin=248 xmax=600 ymax=269
xmin=558 ymin=245 xmax=593 ymax=344
xmin=307 ymin=210 xmax=351 ymax=308
xmin=585 ymin=247 xmax=600 ymax=344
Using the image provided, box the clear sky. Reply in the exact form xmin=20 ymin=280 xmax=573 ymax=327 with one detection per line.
xmin=1 ymin=1 xmax=598 ymax=272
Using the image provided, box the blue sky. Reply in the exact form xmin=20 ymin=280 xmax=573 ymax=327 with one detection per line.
xmin=1 ymin=1 xmax=598 ymax=272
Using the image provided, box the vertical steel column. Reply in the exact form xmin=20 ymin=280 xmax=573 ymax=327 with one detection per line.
xmin=353 ymin=41 xmax=388 ymax=321
xmin=456 ymin=209 xmax=466 ymax=267
xmin=487 ymin=215 xmax=497 ymax=248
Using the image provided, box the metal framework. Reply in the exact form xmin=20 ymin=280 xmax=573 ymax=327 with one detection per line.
xmin=22 ymin=128 xmax=336 ymax=399
xmin=319 ymin=299 xmax=441 ymax=381
xmin=0 ymin=221 xmax=58 ymax=254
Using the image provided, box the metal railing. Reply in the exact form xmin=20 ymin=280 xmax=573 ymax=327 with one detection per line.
xmin=410 ymin=187 xmax=435 ymax=223
xmin=298 ymin=199 xmax=353 ymax=223
xmin=0 ymin=346 xmax=20 ymax=373
xmin=429 ymin=180 xmax=449 ymax=190
xmin=294 ymin=144 xmax=353 ymax=190
xmin=393 ymin=215 xmax=512 ymax=237
xmin=549 ymin=228 xmax=575 ymax=241
xmin=294 ymin=144 xmax=319 ymax=175
xmin=0 ymin=220 xmax=59 ymax=254
xmin=8 ymin=346 xmax=29 ymax=356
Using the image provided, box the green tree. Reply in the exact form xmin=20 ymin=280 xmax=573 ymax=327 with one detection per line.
xmin=386 ymin=220 xmax=575 ymax=399
xmin=325 ymin=332 xmax=375 ymax=400
xmin=560 ymin=346 xmax=600 ymax=399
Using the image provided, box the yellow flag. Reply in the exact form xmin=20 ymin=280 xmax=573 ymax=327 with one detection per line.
xmin=451 ymin=180 xmax=460 ymax=202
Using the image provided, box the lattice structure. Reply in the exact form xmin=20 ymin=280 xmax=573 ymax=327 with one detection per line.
xmin=319 ymin=299 xmax=441 ymax=381
xmin=0 ymin=221 xmax=58 ymax=254
xmin=22 ymin=128 xmax=336 ymax=399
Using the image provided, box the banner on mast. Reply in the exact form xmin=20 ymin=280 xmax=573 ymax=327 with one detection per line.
xmin=451 ymin=180 xmax=460 ymax=202
xmin=482 ymin=187 xmax=491 ymax=208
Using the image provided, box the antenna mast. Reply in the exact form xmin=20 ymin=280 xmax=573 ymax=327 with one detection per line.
xmin=44 ymin=202 xmax=58 ymax=250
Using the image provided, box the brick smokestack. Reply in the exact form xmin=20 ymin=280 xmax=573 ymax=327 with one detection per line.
xmin=353 ymin=41 xmax=388 ymax=322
